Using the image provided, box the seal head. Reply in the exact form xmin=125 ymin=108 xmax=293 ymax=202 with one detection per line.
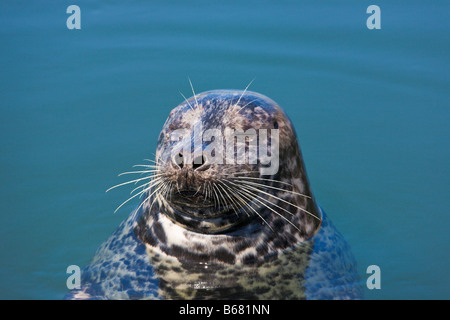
xmin=136 ymin=90 xmax=321 ymax=250
xmin=66 ymin=90 xmax=363 ymax=300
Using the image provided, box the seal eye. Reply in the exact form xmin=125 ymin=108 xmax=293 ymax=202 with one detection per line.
xmin=157 ymin=131 xmax=164 ymax=143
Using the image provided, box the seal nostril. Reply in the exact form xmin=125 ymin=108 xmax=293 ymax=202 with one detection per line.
xmin=193 ymin=155 xmax=206 ymax=170
xmin=175 ymin=152 xmax=184 ymax=169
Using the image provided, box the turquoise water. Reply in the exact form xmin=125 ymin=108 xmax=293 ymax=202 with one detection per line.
xmin=0 ymin=0 xmax=449 ymax=299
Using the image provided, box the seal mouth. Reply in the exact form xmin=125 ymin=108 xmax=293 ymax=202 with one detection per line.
xmin=161 ymin=185 xmax=254 ymax=234
xmin=173 ymin=190 xmax=210 ymax=206
xmin=169 ymin=189 xmax=236 ymax=218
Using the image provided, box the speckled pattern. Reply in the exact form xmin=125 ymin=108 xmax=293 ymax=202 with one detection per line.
xmin=66 ymin=209 xmax=362 ymax=299
xmin=66 ymin=90 xmax=363 ymax=299
xmin=65 ymin=217 xmax=159 ymax=299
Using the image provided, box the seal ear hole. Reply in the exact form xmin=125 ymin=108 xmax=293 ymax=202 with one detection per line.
xmin=273 ymin=120 xmax=279 ymax=129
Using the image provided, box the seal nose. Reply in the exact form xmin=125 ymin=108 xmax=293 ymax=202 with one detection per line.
xmin=173 ymin=152 xmax=184 ymax=169
xmin=173 ymin=152 xmax=209 ymax=171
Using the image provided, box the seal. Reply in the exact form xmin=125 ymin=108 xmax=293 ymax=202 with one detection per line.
xmin=66 ymin=90 xmax=363 ymax=300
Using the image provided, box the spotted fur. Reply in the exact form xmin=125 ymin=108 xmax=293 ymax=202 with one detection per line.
xmin=66 ymin=90 xmax=363 ymax=300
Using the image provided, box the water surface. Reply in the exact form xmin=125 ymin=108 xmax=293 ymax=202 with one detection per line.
xmin=0 ymin=0 xmax=448 ymax=299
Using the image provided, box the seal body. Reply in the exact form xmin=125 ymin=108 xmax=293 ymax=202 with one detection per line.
xmin=66 ymin=90 xmax=363 ymax=300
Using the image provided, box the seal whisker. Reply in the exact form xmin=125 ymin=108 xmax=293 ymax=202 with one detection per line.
xmin=134 ymin=181 xmax=166 ymax=214
xmin=211 ymin=183 xmax=223 ymax=209
xmin=235 ymin=78 xmax=255 ymax=107
xmin=228 ymin=187 xmax=252 ymax=218
xmin=175 ymin=180 xmax=181 ymax=195
xmin=163 ymin=181 xmax=174 ymax=201
xmin=230 ymin=183 xmax=302 ymax=232
xmin=158 ymin=179 xmax=171 ymax=201
xmin=207 ymin=181 xmax=215 ymax=207
xmin=142 ymin=192 xmax=158 ymax=214
xmin=129 ymin=176 xmax=164 ymax=195
xmin=114 ymin=185 xmax=153 ymax=213
xmin=188 ymin=77 xmax=200 ymax=108
xmin=228 ymin=176 xmax=294 ymax=187
xmin=231 ymin=178 xmax=311 ymax=199
xmin=170 ymin=181 xmax=176 ymax=197
xmin=216 ymin=183 xmax=230 ymax=210
xmin=130 ymin=183 xmax=149 ymax=196
xmin=126 ymin=177 xmax=165 ymax=202
xmin=215 ymin=181 xmax=241 ymax=217
xmin=217 ymin=180 xmax=252 ymax=218
xmin=131 ymin=165 xmax=161 ymax=170
xmin=222 ymin=171 xmax=260 ymax=176
xmin=120 ymin=174 xmax=165 ymax=195
xmin=228 ymin=184 xmax=255 ymax=218
xmin=106 ymin=176 xmax=157 ymax=193
xmin=158 ymin=180 xmax=174 ymax=203
xmin=237 ymin=98 xmax=258 ymax=113
xmin=179 ymin=91 xmax=194 ymax=110
xmin=193 ymin=185 xmax=202 ymax=197
xmin=144 ymin=158 xmax=166 ymax=165
xmin=227 ymin=186 xmax=274 ymax=232
xmin=234 ymin=181 xmax=320 ymax=221
xmin=201 ymin=183 xmax=207 ymax=203
xmin=118 ymin=170 xmax=161 ymax=176
xmin=207 ymin=182 xmax=216 ymax=207
xmin=237 ymin=184 xmax=297 ymax=218
xmin=166 ymin=181 xmax=175 ymax=200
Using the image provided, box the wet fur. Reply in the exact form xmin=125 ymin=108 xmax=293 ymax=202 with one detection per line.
xmin=66 ymin=90 xmax=363 ymax=299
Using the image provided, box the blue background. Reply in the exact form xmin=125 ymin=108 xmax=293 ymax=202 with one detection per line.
xmin=0 ymin=0 xmax=448 ymax=299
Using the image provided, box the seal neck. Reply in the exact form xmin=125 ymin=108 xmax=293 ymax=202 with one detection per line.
xmin=155 ymin=197 xmax=260 ymax=234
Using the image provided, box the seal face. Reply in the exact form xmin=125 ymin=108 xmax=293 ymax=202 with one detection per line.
xmin=66 ymin=90 xmax=363 ymax=300
xmin=145 ymin=90 xmax=321 ymax=236
xmin=135 ymin=90 xmax=323 ymax=267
